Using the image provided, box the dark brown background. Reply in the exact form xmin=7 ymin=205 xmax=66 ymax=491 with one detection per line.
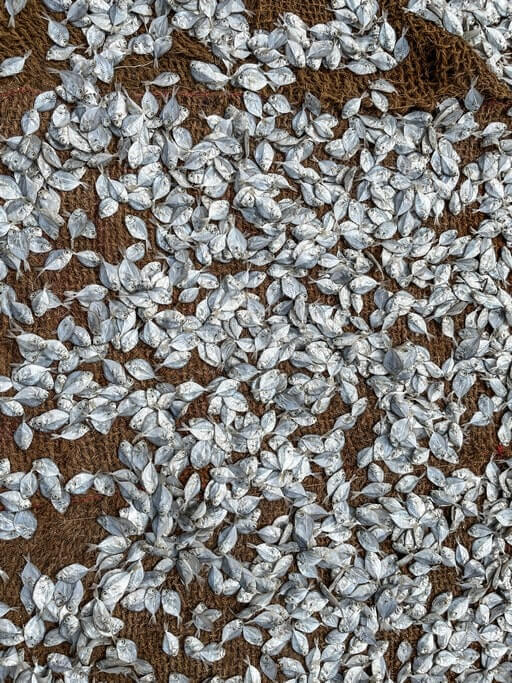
xmin=0 ymin=0 xmax=511 ymax=680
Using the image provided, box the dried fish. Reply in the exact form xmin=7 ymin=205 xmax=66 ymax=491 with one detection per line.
xmin=0 ymin=0 xmax=510 ymax=681
xmin=0 ymin=50 xmax=31 ymax=77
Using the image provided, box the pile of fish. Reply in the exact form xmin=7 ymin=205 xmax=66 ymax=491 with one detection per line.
xmin=0 ymin=0 xmax=511 ymax=680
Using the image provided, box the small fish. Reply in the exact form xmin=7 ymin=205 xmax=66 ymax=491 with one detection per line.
xmin=0 ymin=50 xmax=31 ymax=76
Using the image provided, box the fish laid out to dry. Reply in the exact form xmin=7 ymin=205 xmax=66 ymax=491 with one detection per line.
xmin=0 ymin=0 xmax=511 ymax=681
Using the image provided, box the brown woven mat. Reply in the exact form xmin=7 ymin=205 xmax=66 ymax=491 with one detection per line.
xmin=0 ymin=0 xmax=511 ymax=680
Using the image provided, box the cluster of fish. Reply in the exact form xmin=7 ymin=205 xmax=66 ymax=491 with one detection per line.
xmin=189 ymin=2 xmax=410 ymax=92
xmin=3 ymin=0 xmax=410 ymax=89
xmin=2 ymin=83 xmax=512 ymax=462
xmin=0 ymin=456 xmax=68 ymax=541
xmin=4 ymin=442 xmax=512 ymax=682
xmin=0 ymin=0 xmax=511 ymax=680
xmin=407 ymin=0 xmax=512 ymax=86
xmin=1 ymin=555 xmax=156 ymax=681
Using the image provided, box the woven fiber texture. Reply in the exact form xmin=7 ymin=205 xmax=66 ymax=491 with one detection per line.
xmin=0 ymin=0 xmax=511 ymax=681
